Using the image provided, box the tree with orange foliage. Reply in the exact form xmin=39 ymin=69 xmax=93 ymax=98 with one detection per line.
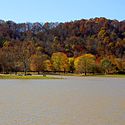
xmin=30 ymin=54 xmax=48 ymax=74
xmin=43 ymin=60 xmax=52 ymax=71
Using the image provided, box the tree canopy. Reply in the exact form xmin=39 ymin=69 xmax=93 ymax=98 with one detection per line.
xmin=0 ymin=18 xmax=125 ymax=74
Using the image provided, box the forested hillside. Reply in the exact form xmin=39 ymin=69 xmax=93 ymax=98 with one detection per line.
xmin=0 ymin=17 xmax=125 ymax=74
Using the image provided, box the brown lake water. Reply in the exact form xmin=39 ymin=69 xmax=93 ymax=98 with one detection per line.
xmin=0 ymin=78 xmax=125 ymax=125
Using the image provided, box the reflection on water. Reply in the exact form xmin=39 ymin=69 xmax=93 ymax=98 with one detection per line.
xmin=0 ymin=78 xmax=125 ymax=125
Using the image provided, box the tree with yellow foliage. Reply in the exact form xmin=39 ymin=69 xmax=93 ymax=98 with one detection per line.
xmin=51 ymin=52 xmax=69 ymax=72
xmin=74 ymin=54 xmax=95 ymax=75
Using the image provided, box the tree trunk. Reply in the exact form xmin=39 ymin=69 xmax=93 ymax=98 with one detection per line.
xmin=2 ymin=65 xmax=5 ymax=74
xmin=24 ymin=63 xmax=27 ymax=76
xmin=15 ymin=71 xmax=17 ymax=75
xmin=85 ymin=67 xmax=87 ymax=76
xmin=24 ymin=70 xmax=27 ymax=76
xmin=85 ymin=71 xmax=87 ymax=76
xmin=85 ymin=61 xmax=87 ymax=76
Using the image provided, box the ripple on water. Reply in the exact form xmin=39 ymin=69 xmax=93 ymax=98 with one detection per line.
xmin=0 ymin=79 xmax=125 ymax=125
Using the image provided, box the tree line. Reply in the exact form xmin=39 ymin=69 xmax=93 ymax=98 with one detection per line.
xmin=0 ymin=41 xmax=125 ymax=75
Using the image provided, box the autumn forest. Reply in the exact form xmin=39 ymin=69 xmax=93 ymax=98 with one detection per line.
xmin=0 ymin=17 xmax=125 ymax=75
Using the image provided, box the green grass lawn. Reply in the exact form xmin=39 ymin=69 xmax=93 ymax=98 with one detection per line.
xmin=0 ymin=74 xmax=125 ymax=79
xmin=58 ymin=73 xmax=125 ymax=78
xmin=94 ymin=74 xmax=125 ymax=78
xmin=0 ymin=74 xmax=56 ymax=79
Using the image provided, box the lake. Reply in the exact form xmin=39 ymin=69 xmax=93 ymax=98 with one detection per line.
xmin=0 ymin=78 xmax=125 ymax=125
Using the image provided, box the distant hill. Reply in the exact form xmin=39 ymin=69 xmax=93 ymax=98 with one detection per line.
xmin=0 ymin=17 xmax=125 ymax=57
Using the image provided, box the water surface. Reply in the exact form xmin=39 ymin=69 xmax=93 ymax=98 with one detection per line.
xmin=0 ymin=78 xmax=125 ymax=125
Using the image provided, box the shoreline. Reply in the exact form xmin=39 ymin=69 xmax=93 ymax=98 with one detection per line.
xmin=0 ymin=74 xmax=125 ymax=79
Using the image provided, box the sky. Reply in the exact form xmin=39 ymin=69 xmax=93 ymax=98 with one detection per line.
xmin=0 ymin=0 xmax=125 ymax=23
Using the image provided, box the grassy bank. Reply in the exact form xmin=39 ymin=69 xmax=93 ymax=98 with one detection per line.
xmin=56 ymin=73 xmax=125 ymax=78
xmin=94 ymin=74 xmax=125 ymax=78
xmin=0 ymin=74 xmax=125 ymax=79
xmin=0 ymin=74 xmax=57 ymax=79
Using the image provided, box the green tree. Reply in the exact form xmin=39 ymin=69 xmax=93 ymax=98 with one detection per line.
xmin=101 ymin=58 xmax=114 ymax=74
xmin=68 ymin=57 xmax=75 ymax=73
